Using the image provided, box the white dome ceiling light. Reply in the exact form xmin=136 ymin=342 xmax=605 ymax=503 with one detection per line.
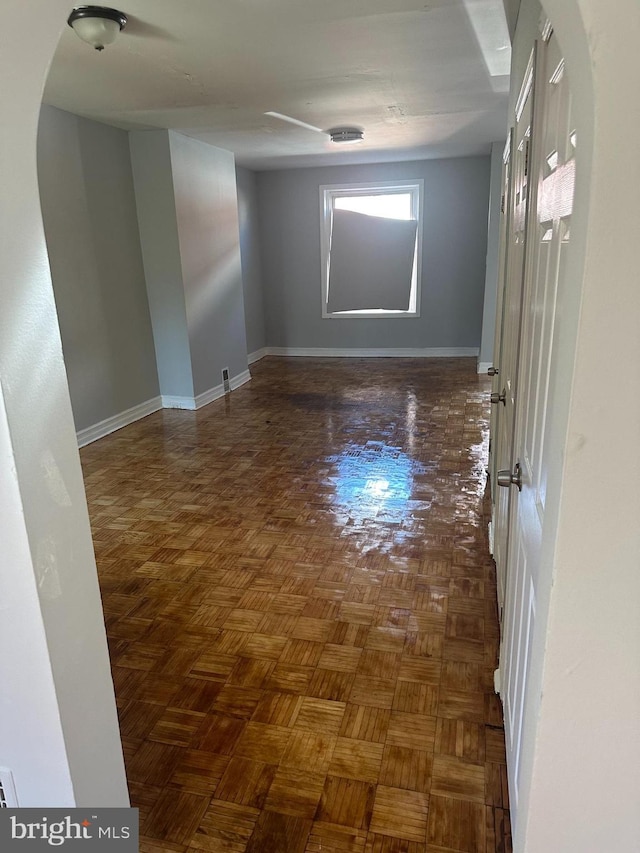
xmin=67 ymin=6 xmax=127 ymax=52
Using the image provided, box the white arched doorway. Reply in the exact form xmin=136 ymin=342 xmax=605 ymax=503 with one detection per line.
xmin=0 ymin=2 xmax=128 ymax=806
xmin=1 ymin=4 xmax=638 ymax=848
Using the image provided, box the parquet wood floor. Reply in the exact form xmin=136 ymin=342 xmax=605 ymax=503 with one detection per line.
xmin=81 ymin=357 xmax=511 ymax=853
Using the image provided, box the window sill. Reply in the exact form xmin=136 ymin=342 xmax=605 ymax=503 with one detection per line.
xmin=322 ymin=310 xmax=420 ymax=319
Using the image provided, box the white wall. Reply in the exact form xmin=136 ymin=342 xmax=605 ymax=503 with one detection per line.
xmin=170 ymin=133 xmax=249 ymax=395
xmin=257 ymin=157 xmax=491 ymax=352
xmin=0 ymin=384 xmax=75 ymax=804
xmin=478 ymin=141 xmax=505 ymax=370
xmin=503 ymin=1 xmax=640 ymax=850
xmin=0 ymin=0 xmax=128 ymax=806
xmin=38 ymin=106 xmax=159 ymax=432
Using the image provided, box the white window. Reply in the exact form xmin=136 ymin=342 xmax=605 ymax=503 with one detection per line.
xmin=320 ymin=180 xmax=423 ymax=318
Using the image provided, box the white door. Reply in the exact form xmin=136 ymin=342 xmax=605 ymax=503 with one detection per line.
xmin=489 ymin=132 xmax=512 ymax=617
xmin=488 ymin=133 xmax=512 ymax=500
xmin=492 ymin=56 xmax=536 ymax=614
xmin=500 ymin=29 xmax=576 ymax=821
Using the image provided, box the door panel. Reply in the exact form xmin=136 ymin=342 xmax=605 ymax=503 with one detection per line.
xmin=500 ymin=29 xmax=576 ymax=824
xmin=492 ymin=54 xmax=536 ymax=614
xmin=504 ymin=531 xmax=535 ymax=802
xmin=489 ymin=134 xmax=512 ymax=622
xmin=489 ymin=133 xmax=512 ymax=508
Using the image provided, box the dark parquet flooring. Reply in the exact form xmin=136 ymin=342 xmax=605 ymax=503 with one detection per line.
xmin=81 ymin=357 xmax=511 ymax=853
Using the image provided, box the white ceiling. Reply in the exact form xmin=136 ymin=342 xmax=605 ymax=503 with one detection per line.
xmin=43 ymin=0 xmax=511 ymax=170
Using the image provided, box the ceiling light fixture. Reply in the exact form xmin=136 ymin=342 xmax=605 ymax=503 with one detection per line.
xmin=329 ymin=128 xmax=364 ymax=144
xmin=67 ymin=6 xmax=128 ymax=51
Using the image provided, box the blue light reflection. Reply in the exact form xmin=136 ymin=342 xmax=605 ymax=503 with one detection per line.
xmin=326 ymin=441 xmax=425 ymax=524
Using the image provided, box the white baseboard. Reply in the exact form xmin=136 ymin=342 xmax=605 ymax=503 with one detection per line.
xmin=161 ymin=369 xmax=254 ymax=412
xmin=194 ymin=383 xmax=225 ymax=409
xmin=230 ymin=369 xmax=252 ymax=392
xmin=195 ymin=368 xmax=252 ymax=408
xmin=248 ymin=348 xmax=268 ymax=365
xmin=477 ymin=360 xmax=493 ymax=375
xmin=77 ymin=347 xmax=475 ymax=448
xmin=265 ymin=347 xmax=479 ymax=358
xmin=77 ymin=396 xmax=162 ymax=447
xmin=161 ymin=395 xmax=197 ymax=410
xmin=78 ymin=369 xmax=253 ymax=447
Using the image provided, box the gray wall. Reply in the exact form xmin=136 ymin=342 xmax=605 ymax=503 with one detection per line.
xmin=129 ymin=130 xmax=194 ymax=400
xmin=508 ymin=0 xmax=541 ymax=116
xmin=169 ymin=133 xmax=249 ymax=395
xmin=236 ymin=166 xmax=267 ymax=356
xmin=37 ymin=106 xmax=159 ymax=432
xmin=479 ymin=141 xmax=506 ymax=367
xmin=502 ymin=0 xmax=522 ymax=38
xmin=257 ymin=158 xmax=491 ymax=350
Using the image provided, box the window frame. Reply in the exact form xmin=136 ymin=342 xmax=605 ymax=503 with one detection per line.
xmin=319 ymin=179 xmax=424 ymax=319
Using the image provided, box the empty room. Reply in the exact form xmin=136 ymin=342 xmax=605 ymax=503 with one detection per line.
xmin=1 ymin=2 xmax=639 ymax=853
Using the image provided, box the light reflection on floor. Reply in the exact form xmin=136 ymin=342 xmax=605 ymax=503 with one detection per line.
xmin=324 ymin=428 xmax=489 ymax=549
xmin=326 ymin=441 xmax=427 ymax=526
